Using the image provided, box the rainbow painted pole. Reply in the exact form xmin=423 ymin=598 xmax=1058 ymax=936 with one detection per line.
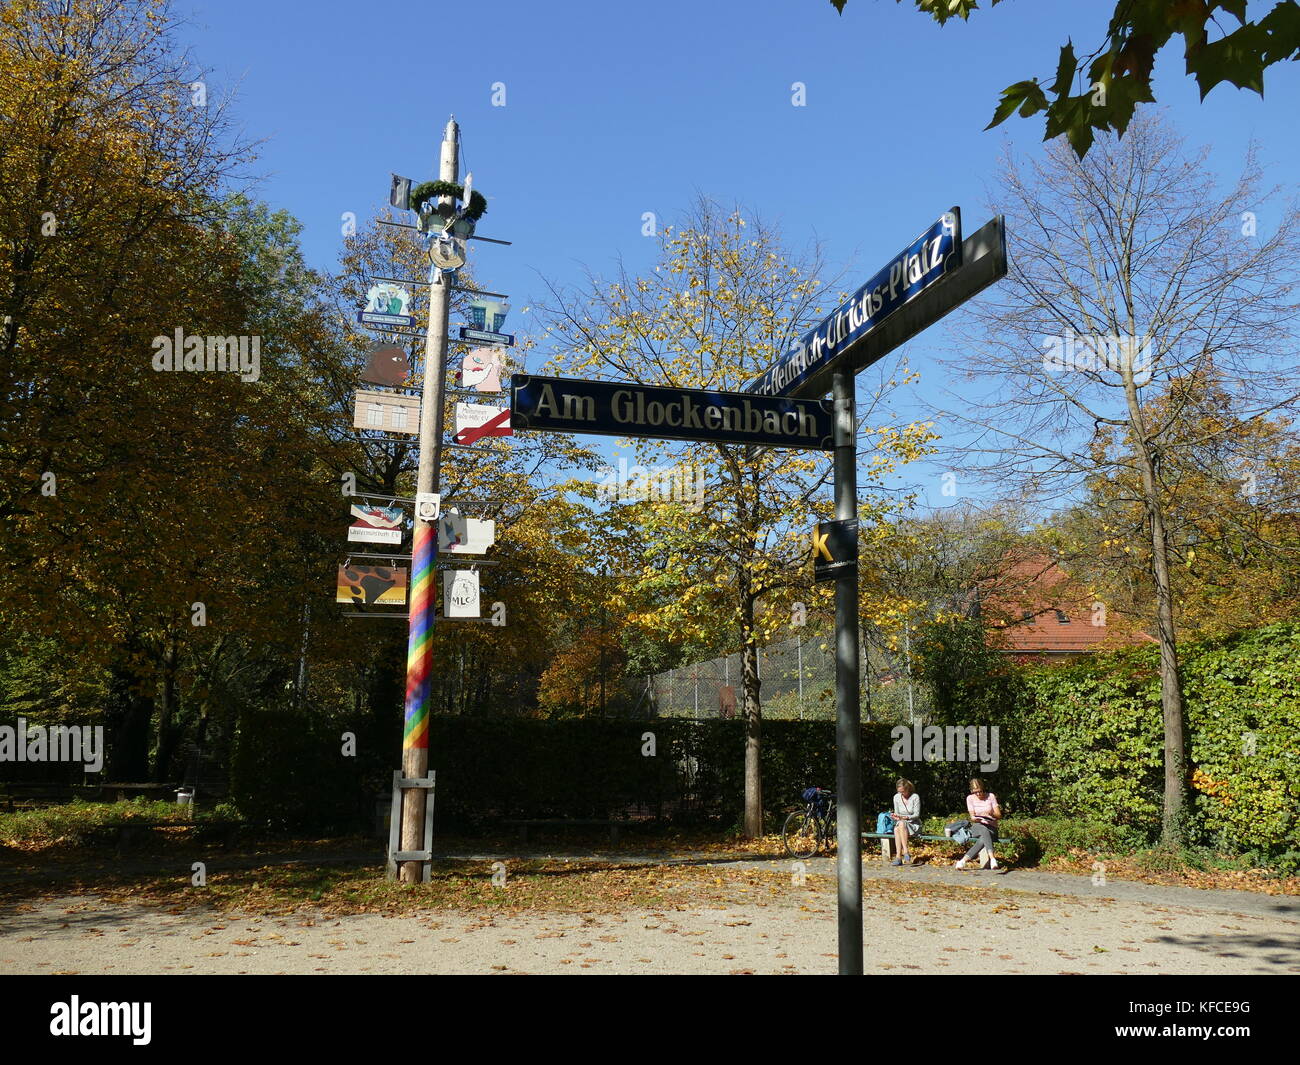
xmin=402 ymin=521 xmax=435 ymax=753
xmin=397 ymin=116 xmax=459 ymax=882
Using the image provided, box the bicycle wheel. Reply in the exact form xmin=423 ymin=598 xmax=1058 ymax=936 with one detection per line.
xmin=821 ymin=808 xmax=838 ymax=853
xmin=783 ymin=810 xmax=821 ymax=859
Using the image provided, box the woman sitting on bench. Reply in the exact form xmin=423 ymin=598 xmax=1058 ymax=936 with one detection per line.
xmin=955 ymin=777 xmax=1001 ymax=869
xmin=890 ymin=778 xmax=920 ymax=866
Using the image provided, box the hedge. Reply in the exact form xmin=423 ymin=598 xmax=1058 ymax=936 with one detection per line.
xmin=225 ymin=713 xmax=1001 ymax=834
xmin=222 ymin=624 xmax=1299 ymax=854
xmin=1012 ymin=623 xmax=1300 ymax=854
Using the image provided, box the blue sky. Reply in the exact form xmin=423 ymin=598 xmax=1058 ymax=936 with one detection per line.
xmin=177 ymin=0 xmax=1300 ymax=512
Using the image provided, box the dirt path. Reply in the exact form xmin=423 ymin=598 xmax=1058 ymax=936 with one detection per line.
xmin=3 ymin=869 xmax=1296 ymax=975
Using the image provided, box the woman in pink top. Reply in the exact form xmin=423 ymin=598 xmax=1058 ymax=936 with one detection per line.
xmin=955 ymin=777 xmax=1002 ymax=870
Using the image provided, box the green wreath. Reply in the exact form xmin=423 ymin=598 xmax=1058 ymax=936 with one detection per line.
xmin=408 ymin=180 xmax=488 ymax=221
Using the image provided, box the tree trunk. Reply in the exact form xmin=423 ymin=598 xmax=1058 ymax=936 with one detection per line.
xmin=1124 ymin=389 xmax=1189 ymax=844
xmin=366 ymin=627 xmax=405 ymax=764
xmin=740 ymin=587 xmax=762 ymax=837
xmin=152 ymin=635 xmax=181 ymax=782
xmin=106 ymin=638 xmax=156 ymax=782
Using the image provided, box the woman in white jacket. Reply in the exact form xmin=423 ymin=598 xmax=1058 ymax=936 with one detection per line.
xmin=890 ymin=778 xmax=921 ymax=866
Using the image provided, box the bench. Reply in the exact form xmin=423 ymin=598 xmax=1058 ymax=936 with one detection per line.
xmin=501 ymin=819 xmax=626 ymax=844
xmin=84 ymin=819 xmax=242 ymax=853
xmin=0 ymin=784 xmax=79 ymax=810
xmin=863 ymin=830 xmax=1013 ymax=865
xmin=0 ymin=783 xmax=181 ymax=811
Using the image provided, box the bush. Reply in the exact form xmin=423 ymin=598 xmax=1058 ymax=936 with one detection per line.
xmin=1001 ymin=815 xmax=1149 ymax=862
xmin=998 ymin=623 xmax=1300 ymax=852
xmin=229 ymin=702 xmax=371 ymax=834
xmin=0 ymin=798 xmax=195 ymax=846
xmin=1133 ymin=841 xmax=1212 ymax=874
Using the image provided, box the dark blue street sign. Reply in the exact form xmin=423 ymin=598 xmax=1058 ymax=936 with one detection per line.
xmin=358 ymin=311 xmax=417 ymax=328
xmin=744 ymin=209 xmax=963 ymax=400
xmin=459 ymin=327 xmax=515 ymax=346
xmin=511 ymin=374 xmax=834 ymax=450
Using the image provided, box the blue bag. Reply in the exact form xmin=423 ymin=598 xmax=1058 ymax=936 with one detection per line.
xmin=945 ymin=819 xmax=972 ymax=846
xmin=876 ymin=811 xmax=895 ymax=834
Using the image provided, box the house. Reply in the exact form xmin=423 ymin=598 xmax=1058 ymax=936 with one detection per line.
xmin=977 ymin=553 xmax=1156 ymax=664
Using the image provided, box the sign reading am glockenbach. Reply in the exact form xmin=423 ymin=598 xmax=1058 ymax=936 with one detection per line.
xmin=511 ymin=374 xmax=834 ymax=450
xmin=744 ymin=209 xmax=963 ymax=401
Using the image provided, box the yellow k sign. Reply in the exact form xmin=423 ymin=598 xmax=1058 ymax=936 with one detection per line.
xmin=811 ymin=525 xmax=832 ymax=562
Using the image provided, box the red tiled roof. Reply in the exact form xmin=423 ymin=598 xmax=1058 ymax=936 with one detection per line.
xmin=981 ymin=554 xmax=1156 ymax=655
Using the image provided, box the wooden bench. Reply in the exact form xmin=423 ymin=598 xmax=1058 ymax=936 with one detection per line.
xmin=0 ymin=784 xmax=78 ymax=811
xmin=863 ymin=830 xmax=1013 ymax=865
xmin=85 ymin=819 xmax=242 ymax=853
xmin=501 ymin=819 xmax=626 ymax=844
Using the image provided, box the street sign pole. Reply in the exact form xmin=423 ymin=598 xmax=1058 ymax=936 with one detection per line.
xmin=831 ymin=369 xmax=863 ymax=975
xmin=744 ymin=211 xmax=1006 ymax=974
xmin=399 ymin=116 xmax=459 ymax=884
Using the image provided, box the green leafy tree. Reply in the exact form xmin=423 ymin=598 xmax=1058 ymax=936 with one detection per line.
xmin=541 ymin=199 xmax=933 ymax=835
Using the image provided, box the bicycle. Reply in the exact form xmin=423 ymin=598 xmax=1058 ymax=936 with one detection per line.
xmin=782 ymin=786 xmax=836 ymax=858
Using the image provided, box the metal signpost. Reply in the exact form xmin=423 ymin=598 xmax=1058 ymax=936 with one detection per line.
xmin=505 ymin=212 xmax=1005 ymax=973
xmin=742 ymin=209 xmax=1008 ymax=974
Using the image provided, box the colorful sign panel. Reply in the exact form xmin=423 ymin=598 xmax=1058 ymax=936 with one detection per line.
xmin=348 ymin=503 xmax=405 ymax=544
xmin=453 ymin=402 xmax=512 ymax=446
xmin=510 ymin=374 xmax=834 ymax=451
xmin=437 ymin=511 xmax=495 ymax=555
xmin=357 ymin=283 xmax=416 ymax=328
xmin=457 ymin=346 xmax=505 ymax=392
xmin=336 ymin=564 xmax=408 ymax=606
xmin=742 ymin=210 xmax=963 ymax=400
xmin=468 ymin=298 xmax=509 ymax=333
xmin=360 ymin=342 xmax=412 ymax=387
xmin=353 ymin=390 xmax=421 ymax=434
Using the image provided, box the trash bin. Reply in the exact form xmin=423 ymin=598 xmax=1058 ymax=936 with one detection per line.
xmin=176 ymin=786 xmax=194 ymax=819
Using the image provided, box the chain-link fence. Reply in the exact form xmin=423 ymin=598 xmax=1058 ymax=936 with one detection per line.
xmin=642 ymin=626 xmax=934 ymax=722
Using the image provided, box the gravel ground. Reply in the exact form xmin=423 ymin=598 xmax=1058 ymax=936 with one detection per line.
xmin=3 ymin=868 xmax=1297 ymax=975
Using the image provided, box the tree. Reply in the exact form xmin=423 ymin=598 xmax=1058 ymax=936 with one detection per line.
xmin=541 ymin=199 xmax=932 ymax=835
xmin=937 ymin=110 xmax=1300 ymax=842
xmin=828 ymin=0 xmax=1300 ymax=156
xmin=0 ymin=1 xmax=360 ymax=782
xmin=1061 ymin=370 xmax=1300 ymax=638
xmin=858 ymin=502 xmax=1042 ymax=720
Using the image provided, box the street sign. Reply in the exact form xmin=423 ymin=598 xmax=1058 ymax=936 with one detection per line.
xmin=812 ymin=518 xmax=858 ymax=582
xmin=459 ymin=326 xmax=514 ymax=346
xmin=511 ymin=374 xmax=835 ymax=450
xmin=358 ymin=310 xmax=417 ymax=328
xmin=744 ymin=210 xmax=964 ymax=400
